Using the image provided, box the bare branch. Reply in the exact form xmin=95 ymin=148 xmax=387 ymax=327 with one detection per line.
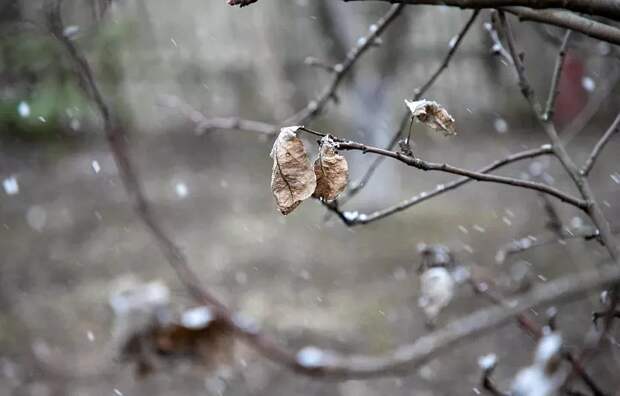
xmin=544 ymin=30 xmax=572 ymax=121
xmin=344 ymin=0 xmax=620 ymax=21
xmin=504 ymin=7 xmax=620 ymax=46
xmin=469 ymin=279 xmax=607 ymax=396
xmin=581 ymin=112 xmax=620 ymax=176
xmin=498 ymin=12 xmax=620 ymax=261
xmin=331 ymin=146 xmax=553 ymax=226
xmin=283 ymin=4 xmax=405 ymax=125
xmin=494 ymin=225 xmax=613 ymax=264
xmin=332 ymin=139 xmax=587 ymax=210
xmin=159 ymin=95 xmax=277 ymax=135
xmin=338 ymin=10 xmax=480 ymax=205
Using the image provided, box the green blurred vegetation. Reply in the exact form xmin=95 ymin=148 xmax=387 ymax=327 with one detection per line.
xmin=0 ymin=16 xmax=134 ymax=141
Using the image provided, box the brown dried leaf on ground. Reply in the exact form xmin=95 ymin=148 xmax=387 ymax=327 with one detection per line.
xmin=313 ymin=136 xmax=348 ymax=201
xmin=405 ymin=99 xmax=457 ymax=136
xmin=109 ymin=280 xmax=234 ymax=377
xmin=270 ymin=126 xmax=317 ymax=215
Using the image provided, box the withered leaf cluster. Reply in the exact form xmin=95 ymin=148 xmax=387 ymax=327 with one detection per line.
xmin=405 ymin=99 xmax=457 ymax=136
xmin=109 ymin=281 xmax=234 ymax=378
xmin=270 ymin=127 xmax=348 ymax=215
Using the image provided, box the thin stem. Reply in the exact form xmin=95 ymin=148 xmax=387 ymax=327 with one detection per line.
xmin=283 ymin=4 xmax=405 ymax=125
xmin=581 ymin=112 xmax=620 ymax=176
xmin=499 ymin=12 xmax=620 ymax=261
xmin=339 ymin=10 xmax=480 ymax=204
xmin=544 ymin=30 xmax=571 ymax=121
xmin=330 ymin=146 xmax=553 ymax=226
xmin=335 ymin=140 xmax=587 ymax=210
xmin=344 ymin=0 xmax=620 ymax=21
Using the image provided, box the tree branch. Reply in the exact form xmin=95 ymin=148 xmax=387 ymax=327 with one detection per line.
xmin=335 ymin=10 xmax=480 ymax=206
xmin=544 ymin=30 xmax=572 ymax=121
xmin=330 ymin=146 xmax=554 ymax=226
xmin=284 ymin=4 xmax=405 ymax=125
xmin=344 ymin=0 xmax=620 ymax=21
xmin=504 ymin=7 xmax=620 ymax=46
xmin=331 ymin=139 xmax=587 ymax=210
xmin=581 ymin=112 xmax=620 ymax=176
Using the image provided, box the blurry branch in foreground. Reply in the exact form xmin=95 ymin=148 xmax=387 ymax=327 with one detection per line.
xmin=340 ymin=0 xmax=620 ymax=45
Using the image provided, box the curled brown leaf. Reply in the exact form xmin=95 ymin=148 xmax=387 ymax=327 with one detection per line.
xmin=270 ymin=126 xmax=317 ymax=215
xmin=313 ymin=136 xmax=349 ymax=201
xmin=405 ymin=99 xmax=457 ymax=136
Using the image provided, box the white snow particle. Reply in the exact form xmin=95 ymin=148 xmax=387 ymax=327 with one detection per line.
xmin=3 ymin=176 xmax=19 ymax=195
xmin=478 ymin=353 xmax=497 ymax=371
xmin=581 ymin=76 xmax=596 ymax=92
xmin=296 ymin=346 xmax=324 ymax=368
xmin=181 ymin=306 xmax=214 ymax=329
xmin=175 ymin=182 xmax=188 ymax=198
xmin=494 ymin=117 xmax=508 ymax=134
xmin=91 ymin=160 xmax=101 ymax=174
xmin=17 ymin=101 xmax=30 ymax=118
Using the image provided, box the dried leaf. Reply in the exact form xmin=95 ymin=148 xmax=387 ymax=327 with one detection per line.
xmin=270 ymin=126 xmax=316 ymax=215
xmin=404 ymin=99 xmax=457 ymax=136
xmin=109 ymin=280 xmax=235 ymax=378
xmin=313 ymin=136 xmax=349 ymax=201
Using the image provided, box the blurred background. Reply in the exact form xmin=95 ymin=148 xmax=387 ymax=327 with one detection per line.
xmin=1 ymin=0 xmax=619 ymax=395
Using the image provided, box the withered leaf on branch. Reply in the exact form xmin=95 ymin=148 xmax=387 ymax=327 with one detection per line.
xmin=270 ymin=126 xmax=317 ymax=215
xmin=405 ymin=99 xmax=457 ymax=136
xmin=313 ymin=136 xmax=349 ymax=201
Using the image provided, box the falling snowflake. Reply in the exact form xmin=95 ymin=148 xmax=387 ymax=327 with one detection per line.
xmin=91 ymin=160 xmax=101 ymax=174
xmin=581 ymin=76 xmax=596 ymax=92
xmin=17 ymin=101 xmax=30 ymax=118
xmin=175 ymin=182 xmax=188 ymax=198
xmin=3 ymin=176 xmax=19 ymax=195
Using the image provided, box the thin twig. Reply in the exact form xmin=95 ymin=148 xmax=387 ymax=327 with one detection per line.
xmin=470 ymin=279 xmax=607 ymax=396
xmin=581 ymin=112 xmax=620 ymax=176
xmin=544 ymin=30 xmax=572 ymax=121
xmin=336 ymin=10 xmax=480 ymax=206
xmin=498 ymin=10 xmax=620 ymax=387
xmin=283 ymin=4 xmax=405 ymax=125
xmin=159 ymin=95 xmax=277 ymax=135
xmin=504 ymin=7 xmax=620 ymax=46
xmin=330 ymin=145 xmax=553 ymax=226
xmin=498 ymin=12 xmax=620 ymax=261
xmin=334 ymin=140 xmax=587 ymax=210
xmin=345 ymin=0 xmax=620 ymax=21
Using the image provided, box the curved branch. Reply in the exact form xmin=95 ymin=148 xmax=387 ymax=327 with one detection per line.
xmin=330 ymin=146 xmax=553 ymax=226
xmin=333 ymin=139 xmax=587 ymax=210
xmin=344 ymin=0 xmax=620 ymax=21
xmin=504 ymin=7 xmax=620 ymax=46
xmin=581 ymin=112 xmax=620 ymax=176
xmin=284 ymin=4 xmax=405 ymax=124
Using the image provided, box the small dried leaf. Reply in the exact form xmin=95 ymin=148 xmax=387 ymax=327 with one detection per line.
xmin=270 ymin=126 xmax=317 ymax=215
xmin=404 ymin=99 xmax=456 ymax=136
xmin=312 ymin=137 xmax=349 ymax=201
